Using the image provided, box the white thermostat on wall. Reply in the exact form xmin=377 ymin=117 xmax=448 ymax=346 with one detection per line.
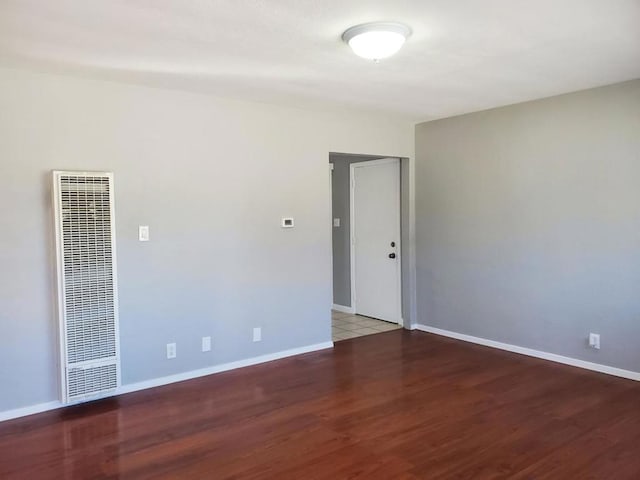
xmin=281 ymin=217 xmax=294 ymax=228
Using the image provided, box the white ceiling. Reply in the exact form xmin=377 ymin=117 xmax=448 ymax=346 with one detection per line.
xmin=1 ymin=0 xmax=639 ymax=122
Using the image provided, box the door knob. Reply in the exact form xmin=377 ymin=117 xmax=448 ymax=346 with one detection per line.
xmin=388 ymin=253 xmax=396 ymax=259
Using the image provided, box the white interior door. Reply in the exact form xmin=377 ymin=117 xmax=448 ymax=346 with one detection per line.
xmin=351 ymin=158 xmax=401 ymax=324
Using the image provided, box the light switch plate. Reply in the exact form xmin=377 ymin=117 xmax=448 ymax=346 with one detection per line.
xmin=202 ymin=336 xmax=211 ymax=352
xmin=333 ymin=218 xmax=340 ymax=227
xmin=139 ymin=225 xmax=150 ymax=241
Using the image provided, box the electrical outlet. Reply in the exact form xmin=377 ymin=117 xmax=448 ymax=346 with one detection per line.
xmin=202 ymin=336 xmax=211 ymax=352
xmin=588 ymin=333 xmax=601 ymax=350
xmin=253 ymin=327 xmax=262 ymax=342
xmin=166 ymin=342 xmax=177 ymax=359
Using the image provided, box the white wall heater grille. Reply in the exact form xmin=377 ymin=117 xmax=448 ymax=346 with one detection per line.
xmin=53 ymin=171 xmax=120 ymax=403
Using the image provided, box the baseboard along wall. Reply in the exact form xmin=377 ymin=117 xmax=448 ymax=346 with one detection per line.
xmin=0 ymin=341 xmax=334 ymax=423
xmin=413 ymin=324 xmax=640 ymax=382
xmin=332 ymin=304 xmax=355 ymax=314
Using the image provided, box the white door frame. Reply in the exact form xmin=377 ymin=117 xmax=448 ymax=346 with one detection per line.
xmin=349 ymin=158 xmax=403 ymax=324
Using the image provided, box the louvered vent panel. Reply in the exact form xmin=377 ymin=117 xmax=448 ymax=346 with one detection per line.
xmin=54 ymin=171 xmax=120 ymax=403
xmin=68 ymin=364 xmax=118 ymax=399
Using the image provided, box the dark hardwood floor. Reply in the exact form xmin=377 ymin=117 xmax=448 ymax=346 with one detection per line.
xmin=1 ymin=330 xmax=639 ymax=479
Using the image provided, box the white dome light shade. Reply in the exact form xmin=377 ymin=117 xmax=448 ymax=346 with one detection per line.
xmin=342 ymin=22 xmax=411 ymax=61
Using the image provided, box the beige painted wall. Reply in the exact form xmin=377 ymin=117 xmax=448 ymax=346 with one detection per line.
xmin=0 ymin=67 xmax=413 ymax=414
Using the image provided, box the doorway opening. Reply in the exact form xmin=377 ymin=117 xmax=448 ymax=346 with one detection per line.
xmin=329 ymin=152 xmax=409 ymax=342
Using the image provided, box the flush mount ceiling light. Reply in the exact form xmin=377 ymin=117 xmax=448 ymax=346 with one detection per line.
xmin=342 ymin=22 xmax=411 ymax=62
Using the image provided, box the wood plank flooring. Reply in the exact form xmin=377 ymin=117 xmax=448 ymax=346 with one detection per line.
xmin=1 ymin=330 xmax=639 ymax=479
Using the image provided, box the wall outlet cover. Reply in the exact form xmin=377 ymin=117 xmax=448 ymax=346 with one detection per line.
xmin=253 ymin=327 xmax=262 ymax=342
xmin=167 ymin=342 xmax=177 ymax=359
xmin=202 ymin=336 xmax=211 ymax=352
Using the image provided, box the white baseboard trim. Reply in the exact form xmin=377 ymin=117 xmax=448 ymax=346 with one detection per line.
xmin=332 ymin=304 xmax=355 ymax=314
xmin=0 ymin=340 xmax=334 ymax=423
xmin=118 ymin=341 xmax=334 ymax=395
xmin=414 ymin=324 xmax=640 ymax=382
xmin=0 ymin=400 xmax=63 ymax=423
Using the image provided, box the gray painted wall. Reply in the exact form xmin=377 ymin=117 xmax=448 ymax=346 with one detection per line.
xmin=330 ymin=154 xmax=383 ymax=307
xmin=415 ymin=80 xmax=640 ymax=372
xmin=0 ymin=67 xmax=413 ymax=414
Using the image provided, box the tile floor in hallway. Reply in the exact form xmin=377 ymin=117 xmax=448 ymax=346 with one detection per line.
xmin=332 ymin=310 xmax=402 ymax=341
